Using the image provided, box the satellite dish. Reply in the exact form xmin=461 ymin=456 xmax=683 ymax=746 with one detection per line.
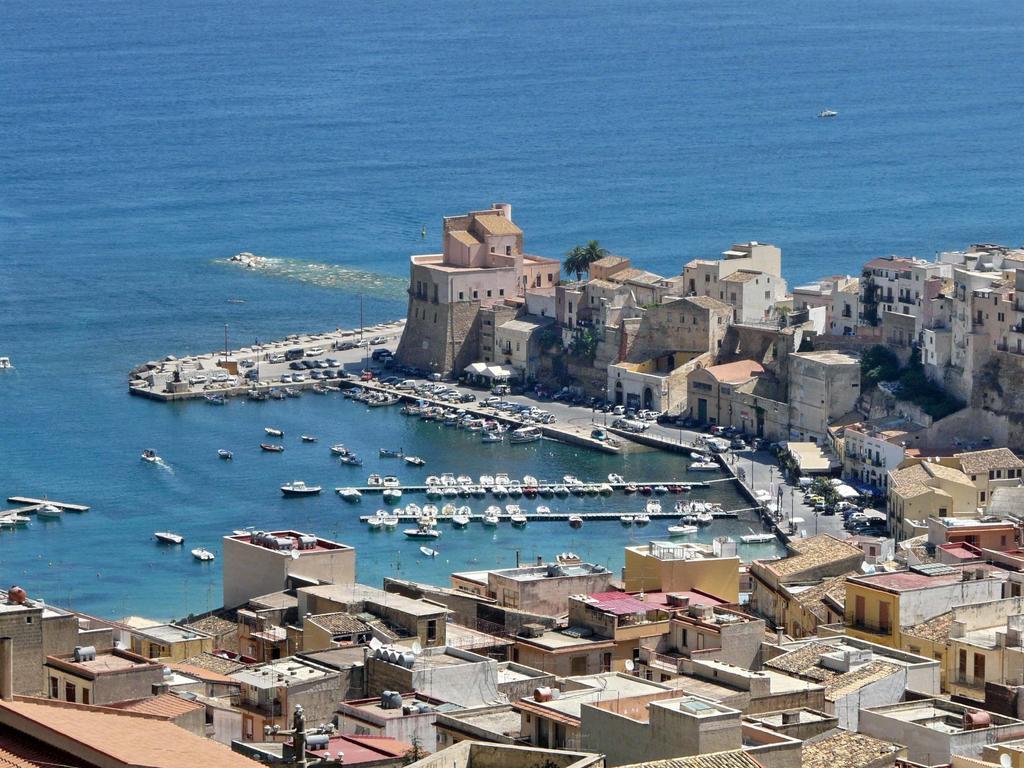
xmin=411 ymin=639 xmax=422 ymax=654
xmin=369 ymin=637 xmax=383 ymax=651
xmin=624 ymin=660 xmax=635 ymax=672
xmin=1001 ymin=754 xmax=1012 ymax=768
xmin=290 ymin=550 xmax=300 ymax=560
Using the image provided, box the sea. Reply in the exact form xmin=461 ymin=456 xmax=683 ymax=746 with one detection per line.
xmin=2 ymin=1 xmax=1024 ymax=619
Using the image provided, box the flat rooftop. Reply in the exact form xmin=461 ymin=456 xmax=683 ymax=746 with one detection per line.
xmin=851 ymin=563 xmax=1006 ymax=592
xmin=135 ymin=624 xmax=211 ymax=644
xmin=300 ymin=583 xmax=447 ymax=617
xmin=518 ymin=629 xmax=614 ymax=652
xmin=519 ymin=674 xmax=669 ymax=720
xmin=48 ymin=650 xmax=159 ymax=675
xmin=232 ymin=658 xmax=333 ymax=689
xmin=491 ymin=563 xmax=609 ymax=582
xmin=226 ymin=529 xmax=352 ymax=553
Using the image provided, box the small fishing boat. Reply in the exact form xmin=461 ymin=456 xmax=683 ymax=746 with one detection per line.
xmin=204 ymin=394 xmax=226 ymax=405
xmin=535 ymin=505 xmax=551 ymax=515
xmin=248 ymin=389 xmax=268 ymax=401
xmin=284 ymin=387 xmax=301 ymax=398
xmin=608 ymin=473 xmax=624 ymax=484
xmin=481 ymin=431 xmax=502 ymax=443
xmin=620 ymin=515 xmax=634 ymax=526
xmin=598 ymin=483 xmax=614 ymax=495
xmin=452 ymin=514 xmax=471 ymax=528
xmin=404 ymin=527 xmax=441 ymax=540
xmin=366 ymin=515 xmax=383 ymax=530
xmin=818 ymin=109 xmax=838 ymax=118
xmin=265 ymin=427 xmax=284 ymax=437
xmin=633 ymin=514 xmax=650 ymax=526
xmin=382 ymin=476 xmax=401 ymax=488
xmin=218 ymin=449 xmax=233 ymax=460
xmin=624 ymin=483 xmax=638 ymax=494
xmin=366 ymin=474 xmax=384 ymax=487
xmin=422 ymin=504 xmax=439 ymax=519
xmin=311 ymin=384 xmax=328 ymax=395
xmin=155 ymin=531 xmax=184 ymax=545
xmin=380 ymin=448 xmax=404 ymax=458
xmin=492 ymin=485 xmax=508 ymax=499
xmin=419 ymin=546 xmax=439 ymax=557
xmin=668 ymin=524 xmax=699 ymax=536
xmin=281 ymin=481 xmax=321 ymax=497
xmin=301 ymin=435 xmax=318 ymax=443
xmin=689 ymin=460 xmax=719 ymax=472
xmin=568 ymin=515 xmax=583 ymax=529
xmin=35 ymin=504 xmax=61 ymax=519
xmin=653 ymin=485 xmax=669 ymax=495
xmin=260 ymin=443 xmax=284 ymax=452
xmin=192 ymin=547 xmax=216 ymax=562
xmin=741 ymin=529 xmax=776 ymax=544
xmin=380 ymin=513 xmax=399 ymax=528
xmin=646 ymin=499 xmax=662 ymax=515
xmin=523 ymin=475 xmax=539 ymax=487
xmin=482 ymin=511 xmax=500 ymax=526
xmin=269 ymin=389 xmax=286 ymax=400
xmin=507 ymin=480 xmax=523 ymax=497
xmin=509 ymin=426 xmax=542 ymax=444
xmin=696 ymin=510 xmax=714 ymax=525
xmin=340 ymin=454 xmax=363 ymax=466
xmin=510 ymin=513 xmax=528 ymax=528
xmin=140 ymin=449 xmax=160 ymax=463
xmin=404 ymin=456 xmax=426 ymax=467
xmin=330 ymin=444 xmax=349 ymax=456
xmin=336 ymin=487 xmax=362 ymax=502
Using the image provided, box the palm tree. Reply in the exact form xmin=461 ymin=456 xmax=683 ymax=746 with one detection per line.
xmin=563 ymin=240 xmax=609 ymax=281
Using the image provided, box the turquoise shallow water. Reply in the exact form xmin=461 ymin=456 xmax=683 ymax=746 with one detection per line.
xmin=3 ymin=0 xmax=1024 ymax=617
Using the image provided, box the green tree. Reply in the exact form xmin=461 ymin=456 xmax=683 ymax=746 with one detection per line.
xmin=563 ymin=240 xmax=609 ymax=280
xmin=568 ymin=327 xmax=598 ymax=360
xmin=860 ymin=345 xmax=900 ymax=388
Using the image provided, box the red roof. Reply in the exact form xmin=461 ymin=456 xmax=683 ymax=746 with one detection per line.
xmin=937 ymin=543 xmax=983 ymax=561
xmin=701 ymin=360 xmax=764 ymax=384
xmin=108 ymin=694 xmax=204 ymax=719
xmin=586 ymin=592 xmax=655 ymax=616
xmin=307 ymin=735 xmax=410 ymax=763
xmin=640 ymin=590 xmax=727 ymax=609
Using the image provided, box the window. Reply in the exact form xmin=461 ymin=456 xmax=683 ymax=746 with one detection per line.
xmin=505 ymin=245 xmax=512 ymax=256
xmin=82 ymin=688 xmax=89 ymax=705
xmin=548 ymin=273 xmax=553 ymax=283
xmin=490 ymin=246 xmax=495 ymax=253
xmin=879 ymin=602 xmax=891 ymax=634
xmin=458 ymin=291 xmax=464 ymax=300
xmin=65 ymin=682 xmax=76 ymax=703
xmin=601 ymin=652 xmax=612 ymax=672
xmin=571 ymin=656 xmax=587 ymax=675
xmin=705 ymin=274 xmax=710 ymax=283
xmin=486 ymin=290 xmax=492 ymax=298
xmin=426 ymin=620 xmax=438 ymax=643
xmin=499 ymin=289 xmax=504 ymax=296
xmin=49 ymin=676 xmax=58 ymax=699
xmin=974 ymin=652 xmax=986 ymax=683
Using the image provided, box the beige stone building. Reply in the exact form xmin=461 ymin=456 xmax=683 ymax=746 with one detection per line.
xmin=682 ymin=241 xmax=786 ymax=301
xmin=786 ymin=350 xmax=860 ymax=444
xmin=686 ymin=359 xmax=765 ymax=426
xmin=395 ymin=204 xmax=559 ymax=375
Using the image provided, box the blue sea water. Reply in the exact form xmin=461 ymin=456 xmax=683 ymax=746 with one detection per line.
xmin=2 ymin=1 xmax=1024 ymax=618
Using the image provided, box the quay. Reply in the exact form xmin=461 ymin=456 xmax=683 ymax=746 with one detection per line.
xmin=6 ymin=497 xmax=90 ymax=512
xmin=337 ymin=480 xmax=714 ymax=497
xmin=357 ymin=509 xmax=750 ymax=523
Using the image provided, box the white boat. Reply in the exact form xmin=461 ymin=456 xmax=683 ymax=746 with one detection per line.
xmin=689 ymin=461 xmax=719 ymax=472
xmin=404 ymin=527 xmax=441 ymax=540
xmin=535 ymin=505 xmax=551 ymax=515
xmin=452 ymin=514 xmax=471 ymax=528
xmin=608 ymin=473 xmax=624 ymax=484
xmin=741 ymin=529 xmax=776 ymax=544
xmin=191 ymin=548 xmax=215 ymax=561
xmin=492 ymin=485 xmax=508 ymax=499
xmin=442 ymin=486 xmax=459 ymax=499
xmin=405 ymin=456 xmax=426 ymax=467
xmin=367 ymin=474 xmax=384 ymax=487
xmin=510 ymin=426 xmax=542 ymax=443
xmin=523 ymin=475 xmax=539 ymax=487
xmin=366 ymin=516 xmax=383 ymax=530
xmin=383 ymin=488 xmax=402 ymax=504
xmin=695 ymin=510 xmax=714 ymax=525
xmin=457 ymin=475 xmax=473 ymax=486
xmin=154 ymin=531 xmax=184 ymax=545
xmin=598 ymin=483 xmax=614 ymax=495
xmin=336 ymin=487 xmax=362 ymax=502
xmin=620 ymin=515 xmax=634 ymax=525
xmin=331 ymin=444 xmax=349 ymax=456
xmin=646 ymin=499 xmax=662 ymax=515
xmin=553 ymin=485 xmax=569 ymax=497
xmin=510 ymin=513 xmax=528 ymax=527
xmin=36 ymin=504 xmax=62 ymax=518
xmin=381 ymin=514 xmax=399 ymax=528
xmin=218 ymin=449 xmax=233 ymax=460
xmin=482 ymin=507 xmax=501 ymax=526
xmin=495 ymin=473 xmax=510 ymax=485
xmin=420 ymin=546 xmax=439 ymax=557
xmin=440 ymin=503 xmax=457 ymax=517
xmin=563 ymin=475 xmax=581 ymax=486
xmin=505 ymin=504 xmax=522 ymax=516
xmin=668 ymin=524 xmax=699 ymax=536
xmin=405 ymin=503 xmax=422 ymax=517
xmin=422 ymin=504 xmax=439 ymax=519
xmin=382 ymin=476 xmax=401 ymax=488
xmin=819 ymin=109 xmax=838 ymax=118
xmin=469 ymin=485 xmax=486 ymax=497
xmin=301 ymin=435 xmax=318 ymax=443
xmin=265 ymin=427 xmax=284 ymax=437
xmin=0 ymin=357 xmax=11 ymax=369
xmin=426 ymin=475 xmax=441 ymax=486
xmin=281 ymin=481 xmax=321 ymax=497
xmin=4 ymin=514 xmax=30 ymax=526
xmin=481 ymin=431 xmax=502 ymax=443
xmin=479 ymin=475 xmax=495 ymax=487
xmin=633 ymin=514 xmax=650 ymax=526
xmin=140 ymin=449 xmax=160 ymax=463
xmin=507 ymin=480 xmax=523 ymax=496
xmin=568 ymin=515 xmax=583 ymax=529
xmin=653 ymin=485 xmax=669 ymax=495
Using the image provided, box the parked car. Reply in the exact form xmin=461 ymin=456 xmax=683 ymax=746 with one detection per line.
xmin=338 ymin=341 xmax=356 ymax=351
xmin=371 ymin=348 xmax=393 ymax=361
xmin=369 ymin=336 xmax=388 ymax=345
xmin=360 ymin=370 xmax=375 ymax=381
xmin=289 ymin=361 xmax=305 ymax=370
xmin=307 ymin=346 xmax=325 ymax=356
xmin=268 ymin=353 xmax=286 ymax=363
xmin=239 ymin=359 xmax=255 ymax=369
xmin=292 ymin=372 xmax=306 ymax=382
xmin=280 ymin=373 xmax=292 ymax=383
xmin=730 ymin=437 xmax=747 ymax=450
xmin=612 ymin=405 xmax=626 ymax=416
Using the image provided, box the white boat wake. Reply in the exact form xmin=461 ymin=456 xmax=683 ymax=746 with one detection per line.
xmin=216 ymin=253 xmax=406 ymax=298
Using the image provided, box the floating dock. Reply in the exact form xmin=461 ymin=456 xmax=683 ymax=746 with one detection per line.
xmin=6 ymin=497 xmax=90 ymax=513
xmin=358 ymin=509 xmax=751 ymax=523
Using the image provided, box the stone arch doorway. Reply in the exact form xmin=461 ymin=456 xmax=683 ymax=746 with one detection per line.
xmin=614 ymin=381 xmax=623 ymax=405
xmin=643 ymin=387 xmax=654 ymax=410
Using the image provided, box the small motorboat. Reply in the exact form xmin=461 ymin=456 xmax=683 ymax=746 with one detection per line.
xmin=507 ymin=480 xmax=523 ymax=497
xmin=481 ymin=431 xmax=502 ymax=443
xmin=192 ymin=548 xmax=216 ymax=562
xmin=420 ymin=546 xmax=439 ymax=558
xmin=336 ymin=487 xmax=362 ymax=502
xmin=689 ymin=461 xmax=719 ymax=472
xmin=668 ymin=524 xmax=699 ymax=536
xmin=608 ymin=473 xmax=624 ymax=484
xmin=538 ymin=486 xmax=554 ymax=498
xmin=633 ymin=514 xmax=650 ymax=526
xmin=3 ymin=514 xmax=29 ymax=526
xmin=440 ymin=503 xmax=457 ymax=517
xmin=483 ymin=507 xmax=501 ymax=526
xmin=340 ymin=454 xmax=363 ymax=466
xmin=553 ymin=485 xmax=569 ymax=497
xmin=510 ymin=426 xmax=542 ymax=444
xmin=568 ymin=515 xmax=583 ymax=529
xmin=284 ymin=387 xmax=301 ymax=398
xmin=260 ymin=443 xmax=284 ymax=452
xmin=382 ymin=476 xmax=401 ymax=488
xmin=536 ymin=505 xmax=551 ymax=515
xmin=696 ymin=510 xmax=714 ymax=525
xmin=404 ymin=456 xmax=426 ymax=467
xmin=281 ymin=481 xmax=321 ymax=497
xmin=366 ymin=515 xmax=384 ymax=530
xmin=421 ymin=504 xmax=439 ymax=519
xmin=818 ymin=109 xmax=838 ymax=118
xmin=140 ymin=449 xmax=160 ymax=463
xmin=367 ymin=474 xmax=384 ymax=487
xmin=741 ymin=528 xmax=776 ymax=544
xmin=36 ymin=504 xmax=62 ymax=518
xmin=624 ymin=483 xmax=638 ymax=494
xmin=404 ymin=527 xmax=441 ymax=540
xmin=380 ymin=514 xmax=399 ymax=528
xmin=638 ymin=485 xmax=653 ymax=496
xmin=492 ymin=485 xmax=508 ymax=499
xmin=330 ymin=444 xmax=349 ymax=456
xmin=380 ymin=448 xmax=404 ymax=458
xmin=301 ymin=435 xmax=318 ymax=443
xmin=523 ymin=475 xmax=539 ymax=487
xmin=452 ymin=514 xmax=471 ymax=528
xmin=383 ymin=488 xmax=402 ymax=504
xmin=646 ymin=499 xmax=662 ymax=515
xmin=204 ymin=394 xmax=226 ymax=405
xmin=620 ymin=515 xmax=634 ymax=526
xmin=598 ymin=483 xmax=614 ymax=495
xmin=218 ymin=449 xmax=233 ymax=460
xmin=653 ymin=485 xmax=669 ymax=495
xmin=155 ymin=531 xmax=184 ymax=545
xmin=265 ymin=427 xmax=284 ymax=437
xmin=269 ymin=389 xmax=286 ymax=400
xmin=510 ymin=514 xmax=528 ymax=528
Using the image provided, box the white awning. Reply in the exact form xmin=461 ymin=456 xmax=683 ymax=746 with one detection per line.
xmin=465 ymin=362 xmax=488 ymax=375
xmin=835 ymin=484 xmax=860 ymax=499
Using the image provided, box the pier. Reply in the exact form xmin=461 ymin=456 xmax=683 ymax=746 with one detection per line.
xmin=357 ymin=509 xmax=753 ymax=523
xmin=6 ymin=497 xmax=90 ymax=513
xmin=336 ymin=480 xmax=717 ymax=497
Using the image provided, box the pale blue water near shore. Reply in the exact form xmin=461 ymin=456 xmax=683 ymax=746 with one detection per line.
xmin=3 ymin=1 xmax=1024 ymax=618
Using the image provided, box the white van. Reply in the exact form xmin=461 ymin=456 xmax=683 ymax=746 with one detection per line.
xmin=268 ymin=353 xmax=285 ymax=364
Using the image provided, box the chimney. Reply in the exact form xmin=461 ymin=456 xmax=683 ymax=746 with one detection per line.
xmin=0 ymin=637 xmax=12 ymax=702
xmin=776 ymin=627 xmax=784 ymax=645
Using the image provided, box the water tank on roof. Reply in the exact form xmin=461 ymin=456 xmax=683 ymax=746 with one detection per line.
xmin=381 ymin=691 xmax=403 ymax=710
xmin=298 ymin=534 xmax=317 ymax=549
xmin=8 ymin=586 xmax=27 ymax=605
xmin=306 ymin=734 xmax=330 ymax=749
xmin=533 ymin=687 xmax=553 ymax=702
xmin=399 ymin=651 xmax=417 ymax=669
xmin=416 ymin=703 xmax=432 ymax=714
xmin=964 ymin=710 xmax=992 ymax=730
xmin=73 ymin=646 xmax=96 ymax=663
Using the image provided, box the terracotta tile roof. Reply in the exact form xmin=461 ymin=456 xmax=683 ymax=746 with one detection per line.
xmin=956 ymin=447 xmax=1024 ymax=473
xmin=763 ymin=535 xmax=863 ymax=579
xmin=167 ymin=662 xmax=241 ymax=685
xmin=701 ymin=360 xmax=765 ymax=384
xmin=591 ymin=255 xmax=629 ymax=269
xmin=684 ymin=294 xmax=732 ymax=311
xmin=765 ymin=641 xmax=840 ymax=675
xmin=618 ymin=751 xmax=763 ymax=768
xmin=790 ymin=573 xmax=853 ymax=621
xmin=181 ymin=615 xmax=236 ymax=637
xmin=472 ymin=214 xmax=521 ymax=236
xmin=721 ymin=270 xmax=762 ymax=284
xmin=903 ymin=611 xmax=953 ymax=643
xmin=306 ymin=612 xmax=369 ymax=635
xmin=0 ymin=697 xmax=259 ymax=768
xmin=180 ymin=652 xmax=246 ymax=676
xmin=449 ymin=229 xmax=480 ymax=247
xmin=0 ymin=730 xmax=92 ymax=768
xmin=802 ymin=729 xmax=903 ymax=768
xmin=109 ymin=693 xmax=205 ymax=719
xmin=824 ymin=661 xmax=900 ymax=701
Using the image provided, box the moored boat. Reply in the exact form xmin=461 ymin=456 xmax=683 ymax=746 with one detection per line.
xmin=192 ymin=547 xmax=216 ymax=561
xmin=634 ymin=514 xmax=650 ymax=526
xmin=668 ymin=524 xmax=698 ymax=536
xmin=336 ymin=487 xmax=362 ymax=502
xmin=568 ymin=515 xmax=583 ymax=529
xmin=689 ymin=460 xmax=719 ymax=472
xmin=281 ymin=481 xmax=321 ymax=497
xmin=36 ymin=504 xmax=62 ymax=518
xmin=404 ymin=456 xmax=426 ymax=467
xmin=218 ymin=449 xmax=233 ymax=460
xmin=155 ymin=531 xmax=184 ymax=545
xmin=404 ymin=527 xmax=441 ymax=540
xmin=260 ymin=443 xmax=284 ymax=452
xmin=265 ymin=427 xmax=284 ymax=437
xmin=420 ymin=546 xmax=439 ymax=557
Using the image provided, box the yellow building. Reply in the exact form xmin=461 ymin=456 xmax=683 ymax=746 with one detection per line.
xmin=623 ymin=541 xmax=740 ymax=602
xmin=128 ymin=623 xmax=214 ymax=662
xmin=956 ymin=448 xmax=1024 ymax=509
xmin=887 ymin=460 xmax=980 ymax=540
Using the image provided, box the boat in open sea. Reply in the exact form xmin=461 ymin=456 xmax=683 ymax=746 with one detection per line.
xmin=218 ymin=449 xmax=233 ymax=460
xmin=191 ymin=547 xmax=215 ymax=561
xmin=265 ymin=427 xmax=284 ymax=437
xmin=281 ymin=481 xmax=321 ymax=497
xmin=140 ymin=449 xmax=160 ymax=463
xmin=154 ymin=531 xmax=184 ymax=545
xmin=404 ymin=526 xmax=440 ymax=540
xmin=260 ymin=443 xmax=284 ymax=452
